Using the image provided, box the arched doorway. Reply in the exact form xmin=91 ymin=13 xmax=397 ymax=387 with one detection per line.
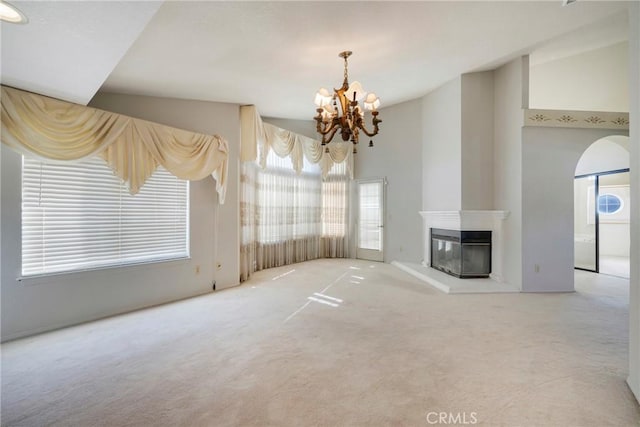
xmin=574 ymin=135 xmax=630 ymax=278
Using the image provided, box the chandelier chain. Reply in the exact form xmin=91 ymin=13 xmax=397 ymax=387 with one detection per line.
xmin=343 ymin=56 xmax=349 ymax=84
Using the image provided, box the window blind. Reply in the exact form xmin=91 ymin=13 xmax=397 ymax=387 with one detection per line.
xmin=22 ymin=156 xmax=189 ymax=277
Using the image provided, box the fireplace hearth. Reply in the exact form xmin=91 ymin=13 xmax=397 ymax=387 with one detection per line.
xmin=430 ymin=228 xmax=491 ymax=278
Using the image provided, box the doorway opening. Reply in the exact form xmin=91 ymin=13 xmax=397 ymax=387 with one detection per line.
xmin=574 ymin=136 xmax=630 ymax=279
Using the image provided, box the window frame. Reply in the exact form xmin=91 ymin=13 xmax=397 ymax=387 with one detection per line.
xmin=597 ymin=193 xmax=623 ymax=215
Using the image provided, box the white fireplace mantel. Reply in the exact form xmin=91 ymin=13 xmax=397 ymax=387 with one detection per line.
xmin=419 ymin=210 xmax=510 ymax=282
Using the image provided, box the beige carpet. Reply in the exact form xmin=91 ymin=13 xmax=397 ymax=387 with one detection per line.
xmin=1 ymin=259 xmax=639 ymax=426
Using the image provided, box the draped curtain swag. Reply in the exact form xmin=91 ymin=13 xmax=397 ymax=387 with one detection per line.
xmin=240 ymin=105 xmax=353 ymax=179
xmin=1 ymin=86 xmax=229 ymax=203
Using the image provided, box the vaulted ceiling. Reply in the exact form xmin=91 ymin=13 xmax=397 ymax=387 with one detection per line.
xmin=1 ymin=1 xmax=630 ymax=120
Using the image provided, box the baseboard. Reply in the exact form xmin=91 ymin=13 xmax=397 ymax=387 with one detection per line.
xmin=1 ymin=288 xmax=214 ymax=343
xmin=628 ymin=375 xmax=640 ymax=404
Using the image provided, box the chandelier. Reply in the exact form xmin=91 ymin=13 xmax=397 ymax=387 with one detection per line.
xmin=313 ymin=51 xmax=381 ymax=153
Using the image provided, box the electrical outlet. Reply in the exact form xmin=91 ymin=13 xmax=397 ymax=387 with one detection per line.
xmin=534 ymin=264 xmax=540 ymax=273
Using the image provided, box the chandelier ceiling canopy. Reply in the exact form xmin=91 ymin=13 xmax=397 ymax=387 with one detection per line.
xmin=314 ymin=51 xmax=381 ymax=153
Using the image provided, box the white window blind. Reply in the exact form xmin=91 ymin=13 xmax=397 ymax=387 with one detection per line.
xmin=22 ymin=156 xmax=189 ymax=277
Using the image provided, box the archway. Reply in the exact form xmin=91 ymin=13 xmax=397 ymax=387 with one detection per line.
xmin=521 ymin=126 xmax=628 ymax=293
xmin=574 ymin=136 xmax=630 ymax=278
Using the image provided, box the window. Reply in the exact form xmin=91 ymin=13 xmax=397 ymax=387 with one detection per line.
xmin=358 ymin=181 xmax=383 ymax=251
xmin=256 ymin=149 xmax=322 ymax=244
xmin=239 ymin=148 xmax=351 ymax=281
xmin=322 ymin=160 xmax=349 ymax=237
xmin=22 ymin=156 xmax=189 ymax=276
xmin=597 ymin=193 xmax=622 ymax=215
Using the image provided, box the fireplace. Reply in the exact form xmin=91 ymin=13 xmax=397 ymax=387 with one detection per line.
xmin=430 ymin=228 xmax=491 ymax=278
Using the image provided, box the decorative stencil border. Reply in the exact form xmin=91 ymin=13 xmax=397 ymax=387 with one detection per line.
xmin=524 ymin=109 xmax=629 ymax=130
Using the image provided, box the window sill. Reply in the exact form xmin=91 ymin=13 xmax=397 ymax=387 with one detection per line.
xmin=18 ymin=256 xmax=192 ymax=285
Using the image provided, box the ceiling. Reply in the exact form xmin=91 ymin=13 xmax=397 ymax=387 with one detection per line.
xmin=0 ymin=1 xmax=161 ymax=105
xmin=0 ymin=1 xmax=630 ymax=120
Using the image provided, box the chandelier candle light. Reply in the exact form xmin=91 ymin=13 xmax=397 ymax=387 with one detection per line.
xmin=314 ymin=51 xmax=381 ymax=153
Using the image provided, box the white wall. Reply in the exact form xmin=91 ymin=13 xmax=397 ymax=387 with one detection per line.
xmin=493 ymin=57 xmax=527 ymax=290
xmin=575 ymin=136 xmax=630 ymax=176
xmin=461 ymin=72 xmax=495 ymax=210
xmin=422 ymin=77 xmax=462 ymax=211
xmin=627 ymin=0 xmax=640 ymax=402
xmin=1 ymin=94 xmax=240 ymax=341
xmin=356 ymin=99 xmax=423 ymax=263
xmin=600 ymin=224 xmax=630 ymax=258
xmin=521 ymin=127 xmax=627 ymax=292
xmin=530 ymin=42 xmax=629 ymax=112
xmin=263 ymin=117 xmax=316 ymax=139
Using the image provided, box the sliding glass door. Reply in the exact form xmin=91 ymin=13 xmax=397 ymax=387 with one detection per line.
xmin=574 ymin=175 xmax=597 ymax=271
xmin=574 ymin=168 xmax=630 ymax=274
xmin=598 ymin=171 xmax=631 ymax=278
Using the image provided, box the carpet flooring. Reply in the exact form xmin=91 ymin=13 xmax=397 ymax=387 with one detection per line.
xmin=600 ymin=255 xmax=631 ymax=279
xmin=1 ymin=259 xmax=639 ymax=426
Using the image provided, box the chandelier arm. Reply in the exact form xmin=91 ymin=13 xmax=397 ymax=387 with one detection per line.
xmin=358 ymin=124 xmax=379 ymax=138
xmin=315 ymin=117 xmax=341 ymax=137
xmin=322 ymin=126 xmax=341 ymax=145
xmin=357 ymin=116 xmax=382 ymax=138
xmin=314 ymin=109 xmax=340 ymax=137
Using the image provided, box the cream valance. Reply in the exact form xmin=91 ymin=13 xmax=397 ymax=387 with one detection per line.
xmin=240 ymin=105 xmax=353 ymax=178
xmin=1 ymin=86 xmax=229 ymax=203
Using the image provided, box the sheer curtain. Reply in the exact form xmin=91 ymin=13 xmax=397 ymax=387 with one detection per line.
xmin=321 ymin=160 xmax=351 ymax=258
xmin=240 ymin=149 xmax=350 ymax=282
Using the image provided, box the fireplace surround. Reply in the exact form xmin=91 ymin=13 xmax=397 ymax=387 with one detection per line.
xmin=419 ymin=210 xmax=509 ymax=282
